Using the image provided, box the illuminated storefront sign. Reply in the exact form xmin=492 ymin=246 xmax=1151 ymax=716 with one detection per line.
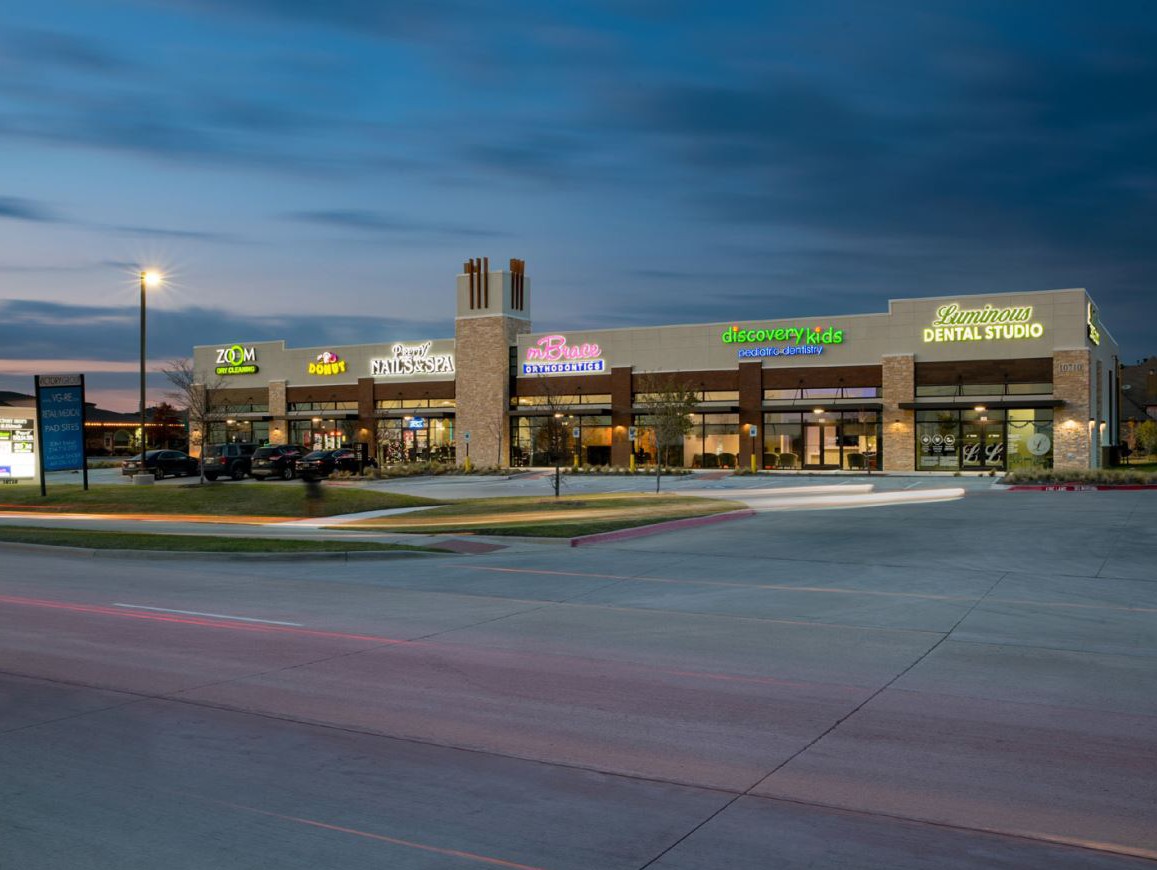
xmin=722 ymin=324 xmax=845 ymax=359
xmin=923 ymin=303 xmax=1044 ymax=342
xmin=308 ymin=351 xmax=347 ymax=376
xmin=215 ymin=344 xmax=259 ymax=375
xmin=523 ymin=334 xmax=605 ymax=374
xmin=371 ymin=342 xmax=455 ymax=377
xmin=0 ymin=416 xmax=36 ymax=481
xmin=1086 ymin=302 xmax=1102 ymax=346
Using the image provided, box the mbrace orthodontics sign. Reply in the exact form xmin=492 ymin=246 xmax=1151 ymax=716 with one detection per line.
xmin=215 ymin=344 xmax=259 ymax=375
xmin=523 ymin=334 xmax=605 ymax=374
xmin=722 ymin=323 xmax=845 ymax=359
xmin=371 ymin=342 xmax=455 ymax=377
xmin=923 ymin=303 xmax=1044 ymax=343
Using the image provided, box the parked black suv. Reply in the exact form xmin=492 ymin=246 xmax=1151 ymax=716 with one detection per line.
xmin=250 ymin=444 xmax=308 ymax=480
xmin=201 ymin=442 xmax=257 ymax=481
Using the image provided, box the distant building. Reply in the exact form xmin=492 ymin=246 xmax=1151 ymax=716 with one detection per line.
xmin=1120 ymin=356 xmax=1157 ymax=453
xmin=0 ymin=392 xmax=186 ymax=455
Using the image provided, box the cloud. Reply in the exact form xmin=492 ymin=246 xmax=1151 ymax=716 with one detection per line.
xmin=0 ymin=195 xmax=61 ymax=223
xmin=0 ymin=28 xmax=135 ymax=75
xmin=286 ymin=209 xmax=510 ymax=239
xmin=103 ymin=225 xmax=240 ymax=243
xmin=0 ymin=298 xmax=454 ymax=364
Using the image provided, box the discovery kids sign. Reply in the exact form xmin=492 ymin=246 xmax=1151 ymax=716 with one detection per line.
xmin=923 ymin=303 xmax=1044 ymax=343
xmin=722 ymin=324 xmax=845 ymax=359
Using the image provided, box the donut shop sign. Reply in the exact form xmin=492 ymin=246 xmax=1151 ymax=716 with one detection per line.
xmin=522 ymin=335 xmax=605 ymax=375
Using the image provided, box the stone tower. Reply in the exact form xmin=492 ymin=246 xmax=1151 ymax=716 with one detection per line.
xmin=453 ymin=257 xmax=531 ymax=466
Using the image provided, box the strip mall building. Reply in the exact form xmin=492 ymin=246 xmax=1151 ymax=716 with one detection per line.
xmin=193 ymin=258 xmax=1119 ymax=473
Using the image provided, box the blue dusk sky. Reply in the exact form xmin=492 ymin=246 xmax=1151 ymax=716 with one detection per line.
xmin=0 ymin=0 xmax=1154 ymax=411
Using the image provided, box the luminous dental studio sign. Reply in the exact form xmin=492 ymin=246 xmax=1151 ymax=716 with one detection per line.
xmin=308 ymin=351 xmax=346 ymax=376
xmin=371 ymin=342 xmax=454 ymax=376
xmin=924 ymin=303 xmax=1044 ymax=343
xmin=215 ymin=344 xmax=258 ymax=375
xmin=523 ymin=335 xmax=605 ymax=374
xmin=722 ymin=324 xmax=845 ymax=358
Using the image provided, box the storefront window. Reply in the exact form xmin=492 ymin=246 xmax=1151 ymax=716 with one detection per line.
xmin=1006 ymin=409 xmax=1053 ymax=471
xmin=377 ymin=417 xmax=455 ymax=464
xmin=917 ymin=411 xmax=961 ymax=470
xmin=841 ymin=412 xmax=879 ymax=470
xmin=511 ymin=416 xmax=574 ymax=467
xmin=575 ymin=416 xmax=612 ymax=465
xmin=207 ymin=420 xmax=268 ymax=444
xmin=762 ymin=412 xmax=801 ymax=468
xmin=287 ymin=419 xmax=349 ymax=450
xmin=961 ymin=409 xmax=1006 ymax=469
xmin=761 ymin=412 xmax=878 ymax=470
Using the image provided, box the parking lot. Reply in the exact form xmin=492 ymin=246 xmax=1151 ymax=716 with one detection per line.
xmin=2 ymin=473 xmax=1154 ymax=867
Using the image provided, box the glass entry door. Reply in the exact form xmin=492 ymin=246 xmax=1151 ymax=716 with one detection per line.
xmin=961 ymin=415 xmax=1005 ymax=469
xmin=804 ymin=422 xmax=840 ymax=467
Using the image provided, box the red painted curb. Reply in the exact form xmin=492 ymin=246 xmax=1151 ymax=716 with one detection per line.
xmin=1006 ymin=484 xmax=1157 ymax=492
xmin=570 ymin=509 xmax=755 ymax=547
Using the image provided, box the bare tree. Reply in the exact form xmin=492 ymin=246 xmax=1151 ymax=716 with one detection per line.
xmin=163 ymin=358 xmax=232 ymax=484
xmin=635 ymin=374 xmax=699 ymax=493
xmin=531 ymin=374 xmax=573 ymax=497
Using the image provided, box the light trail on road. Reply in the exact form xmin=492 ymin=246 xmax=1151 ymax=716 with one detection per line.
xmin=113 ymin=603 xmax=304 ymax=625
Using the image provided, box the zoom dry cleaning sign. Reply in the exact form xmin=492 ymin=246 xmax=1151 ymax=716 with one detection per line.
xmin=215 ymin=344 xmax=259 ymax=375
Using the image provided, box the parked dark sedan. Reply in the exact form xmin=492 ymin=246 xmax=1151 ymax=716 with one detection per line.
xmin=121 ymin=450 xmax=200 ymax=480
xmin=295 ymin=448 xmax=362 ymax=479
xmin=250 ymin=444 xmax=308 ymax=480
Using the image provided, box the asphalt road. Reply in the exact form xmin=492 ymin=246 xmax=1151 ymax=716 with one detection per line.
xmin=1 ymin=484 xmax=1155 ymax=868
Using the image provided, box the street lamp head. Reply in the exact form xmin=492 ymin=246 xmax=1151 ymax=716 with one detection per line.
xmin=141 ymin=270 xmax=163 ymax=288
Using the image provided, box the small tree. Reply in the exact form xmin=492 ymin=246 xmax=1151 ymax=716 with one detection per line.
xmin=151 ymin=401 xmax=184 ymax=449
xmin=164 ymin=358 xmax=231 ymax=484
xmin=533 ymin=376 xmax=574 ymax=496
xmin=1136 ymin=420 xmax=1157 ymax=456
xmin=636 ymin=374 xmax=699 ymax=492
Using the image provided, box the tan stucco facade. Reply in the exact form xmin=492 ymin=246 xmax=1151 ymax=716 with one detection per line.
xmin=194 ymin=263 xmax=1120 ymax=473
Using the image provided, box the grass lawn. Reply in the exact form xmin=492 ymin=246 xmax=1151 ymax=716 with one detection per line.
xmin=337 ymin=493 xmax=744 ymax=537
xmin=0 ymin=526 xmax=440 ymax=554
xmin=0 ymin=483 xmax=437 ymax=519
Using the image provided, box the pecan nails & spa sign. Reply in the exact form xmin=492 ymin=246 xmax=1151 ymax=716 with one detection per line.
xmin=371 ymin=342 xmax=454 ymax=377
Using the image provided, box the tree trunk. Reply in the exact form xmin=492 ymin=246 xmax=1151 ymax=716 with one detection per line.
xmin=655 ymin=440 xmax=662 ymax=493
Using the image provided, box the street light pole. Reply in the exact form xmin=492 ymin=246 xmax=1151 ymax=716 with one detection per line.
xmin=138 ymin=271 xmax=161 ymax=474
xmin=139 ymin=271 xmax=148 ymax=457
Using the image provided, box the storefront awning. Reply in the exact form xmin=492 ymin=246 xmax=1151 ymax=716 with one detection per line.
xmin=899 ymin=399 xmax=1063 ymax=410
xmin=763 ymin=402 xmax=883 ymax=413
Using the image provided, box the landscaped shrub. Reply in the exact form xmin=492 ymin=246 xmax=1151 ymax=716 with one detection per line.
xmin=1004 ymin=468 xmax=1157 ymax=486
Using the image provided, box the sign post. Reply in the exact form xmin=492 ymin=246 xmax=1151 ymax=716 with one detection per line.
xmin=34 ymin=374 xmax=87 ymax=495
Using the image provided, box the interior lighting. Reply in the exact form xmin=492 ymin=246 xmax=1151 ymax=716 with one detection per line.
xmin=974 ymin=405 xmax=986 ymax=412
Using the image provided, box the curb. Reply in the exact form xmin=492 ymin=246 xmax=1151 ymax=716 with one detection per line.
xmin=0 ymin=541 xmax=448 ymax=562
xmin=570 ymin=509 xmax=755 ymax=547
xmin=1004 ymin=483 xmax=1157 ymax=492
